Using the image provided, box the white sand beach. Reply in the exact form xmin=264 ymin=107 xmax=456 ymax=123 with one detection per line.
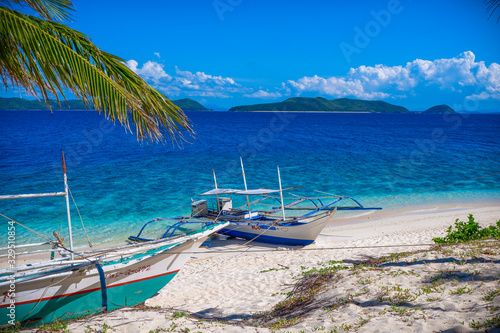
xmin=22 ymin=203 xmax=500 ymax=332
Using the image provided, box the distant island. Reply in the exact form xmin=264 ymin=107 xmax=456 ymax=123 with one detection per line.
xmin=420 ymin=104 xmax=456 ymax=114
xmin=0 ymin=97 xmax=209 ymax=111
xmin=1 ymin=96 xmax=457 ymax=113
xmin=171 ymin=98 xmax=209 ymax=111
xmin=229 ymin=97 xmax=456 ymax=114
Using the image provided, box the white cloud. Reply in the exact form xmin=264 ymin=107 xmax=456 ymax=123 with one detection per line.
xmin=287 ymin=75 xmax=390 ymax=100
xmin=285 ymin=51 xmax=500 ymax=101
xmin=126 ymin=52 xmax=500 ymax=103
xmin=126 ymin=60 xmax=171 ymax=84
xmin=244 ymin=90 xmax=282 ymax=98
xmin=154 ymin=52 xmax=160 ymax=59
xmin=126 ymin=61 xmax=246 ymax=98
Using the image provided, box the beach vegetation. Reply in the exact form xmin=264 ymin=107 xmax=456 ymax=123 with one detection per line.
xmin=357 ymin=315 xmax=371 ymax=328
xmin=301 ymin=264 xmax=349 ymax=275
xmin=172 ymin=312 xmax=188 ymax=319
xmin=1 ymin=321 xmax=21 ymax=332
xmin=84 ymin=323 xmax=115 ymax=333
xmin=470 ymin=314 xmax=500 ymax=330
xmin=0 ymin=0 xmax=192 ymax=143
xmin=250 ymin=238 xmax=499 ymax=331
xmin=483 ymin=288 xmax=500 ymax=302
xmin=271 ymin=291 xmax=291 ymax=296
xmin=432 ymin=215 xmax=500 ymax=243
xmin=36 ymin=319 xmax=70 ymax=332
xmin=269 ymin=317 xmax=298 ymax=330
xmin=260 ymin=265 xmax=289 ymax=273
xmin=450 ymin=284 xmax=472 ymax=295
xmin=357 ymin=277 xmax=372 ymax=285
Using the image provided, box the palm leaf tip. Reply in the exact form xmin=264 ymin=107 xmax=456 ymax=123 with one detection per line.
xmin=0 ymin=5 xmax=193 ymax=143
xmin=485 ymin=0 xmax=500 ymax=22
xmin=3 ymin=0 xmax=74 ymax=21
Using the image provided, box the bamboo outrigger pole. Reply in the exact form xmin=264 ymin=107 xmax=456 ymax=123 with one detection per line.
xmin=62 ymin=152 xmax=74 ymax=260
xmin=0 ymin=153 xmax=75 ymax=260
xmin=240 ymin=157 xmax=251 ymax=214
xmin=212 ymin=169 xmax=219 ymax=212
xmin=277 ymin=166 xmax=286 ymax=221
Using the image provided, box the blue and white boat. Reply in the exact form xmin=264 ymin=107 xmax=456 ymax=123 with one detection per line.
xmin=0 ymin=155 xmax=228 ymax=327
xmin=187 ymin=159 xmax=382 ymax=246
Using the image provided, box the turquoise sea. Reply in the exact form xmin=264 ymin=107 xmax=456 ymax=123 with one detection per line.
xmin=1 ymin=110 xmax=499 ymax=247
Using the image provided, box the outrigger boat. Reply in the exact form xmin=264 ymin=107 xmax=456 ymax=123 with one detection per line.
xmin=167 ymin=159 xmax=381 ymax=246
xmin=0 ymin=155 xmax=228 ymax=327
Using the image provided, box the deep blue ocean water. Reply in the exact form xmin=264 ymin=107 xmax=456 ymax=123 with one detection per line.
xmin=1 ymin=110 xmax=499 ymax=247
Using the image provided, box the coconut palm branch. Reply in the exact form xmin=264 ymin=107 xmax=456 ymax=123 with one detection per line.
xmin=485 ymin=0 xmax=500 ymax=22
xmin=2 ymin=0 xmax=74 ymax=21
xmin=0 ymin=3 xmax=192 ymax=142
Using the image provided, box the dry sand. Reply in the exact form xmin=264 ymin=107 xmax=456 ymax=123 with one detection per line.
xmin=22 ymin=203 xmax=500 ymax=332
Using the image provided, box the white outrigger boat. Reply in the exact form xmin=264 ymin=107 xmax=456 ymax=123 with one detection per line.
xmin=132 ymin=159 xmax=381 ymax=247
xmin=0 ymin=155 xmax=228 ymax=327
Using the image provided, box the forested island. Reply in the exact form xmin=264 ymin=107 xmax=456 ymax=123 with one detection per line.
xmin=1 ymin=96 xmax=456 ymax=113
xmin=230 ymin=97 xmax=456 ymax=113
xmin=0 ymin=97 xmax=209 ymax=111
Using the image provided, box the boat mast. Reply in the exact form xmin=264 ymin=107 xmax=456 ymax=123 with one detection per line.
xmin=62 ymin=152 xmax=74 ymax=260
xmin=213 ymin=169 xmax=219 ymax=213
xmin=277 ymin=166 xmax=286 ymax=221
xmin=240 ymin=157 xmax=251 ymax=214
xmin=0 ymin=153 xmax=74 ymax=260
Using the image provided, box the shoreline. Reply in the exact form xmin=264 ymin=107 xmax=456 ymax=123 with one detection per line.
xmin=16 ymin=202 xmax=499 ymax=332
xmin=6 ymin=200 xmax=498 ymax=268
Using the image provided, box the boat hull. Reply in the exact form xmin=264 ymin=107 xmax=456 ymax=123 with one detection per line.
xmin=218 ymin=212 xmax=333 ymax=246
xmin=0 ymin=224 xmax=225 ymax=327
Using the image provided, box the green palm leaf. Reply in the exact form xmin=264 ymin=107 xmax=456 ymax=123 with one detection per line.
xmin=1 ymin=0 xmax=74 ymax=21
xmin=485 ymin=0 xmax=500 ymax=22
xmin=0 ymin=6 xmax=193 ymax=142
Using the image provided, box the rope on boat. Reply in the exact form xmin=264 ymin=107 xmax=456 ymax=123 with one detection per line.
xmin=68 ymin=185 xmax=93 ymax=248
xmin=186 ymin=239 xmax=500 ymax=259
xmin=17 ymin=271 xmax=73 ymax=322
xmin=0 ymin=212 xmax=54 ymax=243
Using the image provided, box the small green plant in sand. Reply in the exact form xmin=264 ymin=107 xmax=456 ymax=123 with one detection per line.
xmin=260 ymin=266 xmax=289 ymax=273
xmin=85 ymin=323 xmax=115 ymax=333
xmin=433 ymin=214 xmax=500 ymax=243
xmin=172 ymin=312 xmax=188 ymax=319
xmin=470 ymin=314 xmax=500 ymax=330
xmin=269 ymin=317 xmax=298 ymax=330
xmin=37 ymin=319 xmax=70 ymax=332
xmin=450 ymin=285 xmax=472 ymax=295
xmin=301 ymin=264 xmax=349 ymax=276
xmin=483 ymin=288 xmax=500 ymax=302
xmin=1 ymin=321 xmax=21 ymax=333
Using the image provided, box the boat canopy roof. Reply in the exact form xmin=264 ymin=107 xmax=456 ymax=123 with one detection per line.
xmin=199 ymin=188 xmax=281 ymax=196
xmin=199 ymin=189 xmax=240 ymax=196
xmin=237 ymin=189 xmax=280 ymax=195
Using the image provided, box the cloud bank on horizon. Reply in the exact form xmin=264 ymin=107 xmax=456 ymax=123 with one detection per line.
xmin=127 ymin=51 xmax=500 ymax=110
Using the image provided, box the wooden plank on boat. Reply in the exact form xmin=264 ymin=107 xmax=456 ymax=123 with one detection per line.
xmin=0 ymin=192 xmax=66 ymax=200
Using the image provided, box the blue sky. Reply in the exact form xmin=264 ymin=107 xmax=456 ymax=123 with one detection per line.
xmin=3 ymin=0 xmax=500 ymax=111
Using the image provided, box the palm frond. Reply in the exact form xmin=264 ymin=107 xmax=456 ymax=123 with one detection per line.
xmin=0 ymin=6 xmax=193 ymax=142
xmin=485 ymin=0 xmax=500 ymax=22
xmin=1 ymin=0 xmax=73 ymax=21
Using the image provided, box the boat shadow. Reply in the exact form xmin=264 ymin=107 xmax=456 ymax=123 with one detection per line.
xmin=199 ymin=235 xmax=306 ymax=252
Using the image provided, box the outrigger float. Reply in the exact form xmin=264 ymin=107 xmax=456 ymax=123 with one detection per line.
xmin=0 ymin=155 xmax=228 ymax=327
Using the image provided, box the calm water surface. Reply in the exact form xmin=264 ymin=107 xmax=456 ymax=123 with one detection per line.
xmin=1 ymin=111 xmax=499 ymax=246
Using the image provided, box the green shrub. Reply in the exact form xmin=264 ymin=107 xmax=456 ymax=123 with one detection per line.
xmin=433 ymin=214 xmax=500 ymax=244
